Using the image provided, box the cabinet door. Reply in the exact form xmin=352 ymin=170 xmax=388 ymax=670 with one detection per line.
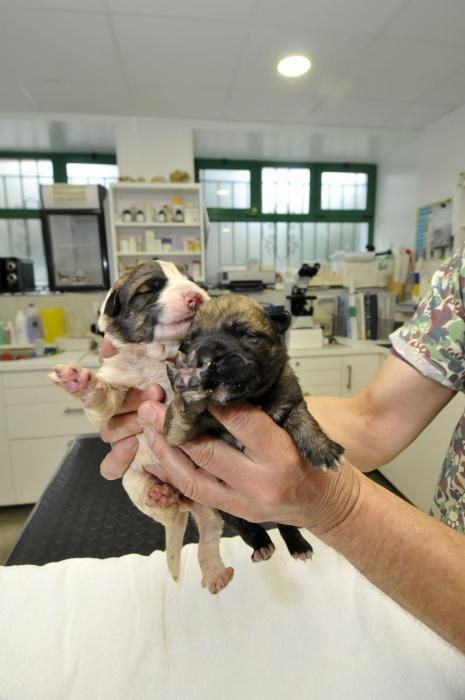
xmin=341 ymin=355 xmax=380 ymax=397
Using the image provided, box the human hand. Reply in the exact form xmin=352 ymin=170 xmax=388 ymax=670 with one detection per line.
xmin=138 ymin=400 xmax=362 ymax=534
xmin=99 ymin=385 xmax=165 ymax=479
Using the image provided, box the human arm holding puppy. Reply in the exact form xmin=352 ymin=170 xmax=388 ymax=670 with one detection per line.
xmin=99 ymin=355 xmax=465 ymax=653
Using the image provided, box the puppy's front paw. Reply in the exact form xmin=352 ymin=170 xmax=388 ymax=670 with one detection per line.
xmin=307 ymin=435 xmax=344 ymax=470
xmin=167 ymin=351 xmax=211 ymax=403
xmin=49 ymin=363 xmax=96 ymax=396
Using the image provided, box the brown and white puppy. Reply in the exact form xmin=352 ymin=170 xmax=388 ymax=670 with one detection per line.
xmin=164 ymin=294 xmax=344 ymax=571
xmin=49 ymin=260 xmax=220 ymax=585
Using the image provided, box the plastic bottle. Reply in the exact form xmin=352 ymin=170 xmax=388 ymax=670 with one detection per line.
xmin=14 ymin=309 xmax=28 ymax=345
xmin=26 ymin=303 xmax=44 ymax=342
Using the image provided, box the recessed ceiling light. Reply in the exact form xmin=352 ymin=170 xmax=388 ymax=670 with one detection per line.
xmin=216 ymin=188 xmax=229 ymax=196
xmin=277 ymin=55 xmax=311 ymax=78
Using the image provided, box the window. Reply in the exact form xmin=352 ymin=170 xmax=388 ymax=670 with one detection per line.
xmin=66 ymin=162 xmax=119 ymax=188
xmin=0 ymin=153 xmax=116 ymax=289
xmin=261 ymin=167 xmax=310 ymax=215
xmin=198 ymin=168 xmax=251 ymax=209
xmin=0 ymin=159 xmax=53 ymax=209
xmin=205 ymin=221 xmax=369 ymax=285
xmin=321 ymin=171 xmax=368 ymax=210
xmin=196 ymin=159 xmax=376 ymax=284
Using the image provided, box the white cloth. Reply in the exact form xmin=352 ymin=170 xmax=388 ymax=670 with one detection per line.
xmin=0 ymin=531 xmax=464 ymax=700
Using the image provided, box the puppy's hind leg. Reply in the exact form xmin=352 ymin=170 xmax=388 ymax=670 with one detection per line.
xmin=191 ymin=503 xmax=234 ymax=594
xmin=277 ymin=524 xmax=313 ymax=561
xmin=220 ymin=512 xmax=276 ymax=563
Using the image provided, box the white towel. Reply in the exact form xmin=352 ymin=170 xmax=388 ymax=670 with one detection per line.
xmin=0 ymin=531 xmax=464 ymax=700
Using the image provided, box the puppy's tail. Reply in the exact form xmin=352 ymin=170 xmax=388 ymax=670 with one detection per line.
xmin=165 ymin=510 xmax=189 ymax=581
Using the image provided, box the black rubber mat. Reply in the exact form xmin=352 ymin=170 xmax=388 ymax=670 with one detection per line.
xmin=5 ymin=435 xmax=203 ymax=566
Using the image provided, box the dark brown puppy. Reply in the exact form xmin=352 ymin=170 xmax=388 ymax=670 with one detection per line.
xmin=164 ymin=294 xmax=344 ymax=563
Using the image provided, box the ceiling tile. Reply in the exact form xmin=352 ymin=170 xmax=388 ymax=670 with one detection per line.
xmin=383 ymin=0 xmax=465 ymax=44
xmin=385 ymin=102 xmax=457 ymax=130
xmin=224 ymin=89 xmax=321 ymax=124
xmin=1 ymin=0 xmax=104 ymax=10
xmin=0 ymin=7 xmax=121 ymax=83
xmin=135 ymin=86 xmax=229 ymax=120
xmin=111 ymin=14 xmax=245 ymax=90
xmin=25 ymin=80 xmax=129 ymax=115
xmin=230 ymin=25 xmax=370 ymax=95
xmin=309 ymin=97 xmax=403 ymax=128
xmin=331 ymin=36 xmax=465 ymax=101
xmin=107 ymin=0 xmax=256 ymax=21
xmin=256 ymin=0 xmax=406 ymax=35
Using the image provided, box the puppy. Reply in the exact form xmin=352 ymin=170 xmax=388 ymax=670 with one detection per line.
xmin=49 ymin=260 xmax=213 ymax=583
xmin=164 ymin=294 xmax=344 ymax=571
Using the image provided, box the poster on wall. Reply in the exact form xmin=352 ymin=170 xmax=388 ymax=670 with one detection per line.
xmin=415 ymin=199 xmax=452 ymax=257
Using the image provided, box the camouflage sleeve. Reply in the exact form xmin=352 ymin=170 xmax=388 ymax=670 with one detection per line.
xmin=389 ymin=245 xmax=465 ymax=392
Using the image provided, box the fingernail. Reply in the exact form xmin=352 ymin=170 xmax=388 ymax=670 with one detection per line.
xmin=138 ymin=402 xmax=158 ymax=423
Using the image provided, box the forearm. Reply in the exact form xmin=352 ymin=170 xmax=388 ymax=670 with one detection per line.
xmin=317 ymin=467 xmax=465 ymax=654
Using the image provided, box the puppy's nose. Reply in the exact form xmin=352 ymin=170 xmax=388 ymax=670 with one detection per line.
xmin=186 ymin=293 xmax=203 ymax=311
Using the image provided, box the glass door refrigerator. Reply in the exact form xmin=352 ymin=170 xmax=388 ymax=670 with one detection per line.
xmin=40 ymin=184 xmax=110 ymax=291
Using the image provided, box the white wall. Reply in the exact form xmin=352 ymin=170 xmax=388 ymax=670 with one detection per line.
xmin=115 ymin=117 xmax=194 ymax=180
xmin=376 ymin=103 xmax=465 ymax=250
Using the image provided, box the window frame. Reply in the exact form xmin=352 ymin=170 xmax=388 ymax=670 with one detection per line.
xmin=0 ymin=150 xmax=117 ymax=221
xmin=195 ymin=158 xmax=377 ymax=245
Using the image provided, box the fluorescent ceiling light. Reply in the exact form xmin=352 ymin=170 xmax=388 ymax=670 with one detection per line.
xmin=216 ymin=188 xmax=229 ymax=196
xmin=277 ymin=55 xmax=311 ymax=78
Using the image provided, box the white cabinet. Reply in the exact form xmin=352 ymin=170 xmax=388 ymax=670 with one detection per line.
xmin=341 ymin=355 xmax=381 ymax=397
xmin=289 ymin=349 xmax=382 ymax=398
xmin=107 ymin=182 xmax=206 ymax=284
xmin=289 ymin=355 xmax=342 ymax=396
xmin=0 ymin=368 xmax=98 ymax=505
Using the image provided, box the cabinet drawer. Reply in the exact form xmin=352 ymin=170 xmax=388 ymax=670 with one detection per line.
xmin=296 ymin=369 xmax=341 ymax=388
xmin=10 ymin=436 xmax=75 ymax=504
xmin=5 ymin=386 xmax=72 ymax=406
xmin=6 ymin=402 xmax=97 ymax=439
xmin=2 ymin=372 xmax=53 ymax=389
xmin=303 ymin=384 xmax=341 ymax=396
xmin=289 ymin=356 xmax=341 ymax=373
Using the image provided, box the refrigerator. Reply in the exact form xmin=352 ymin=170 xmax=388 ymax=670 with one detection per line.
xmin=40 ymin=184 xmax=110 ymax=291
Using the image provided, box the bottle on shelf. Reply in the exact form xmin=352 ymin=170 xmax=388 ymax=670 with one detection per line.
xmin=26 ymin=303 xmax=44 ymax=342
xmin=14 ymin=309 xmax=28 ymax=345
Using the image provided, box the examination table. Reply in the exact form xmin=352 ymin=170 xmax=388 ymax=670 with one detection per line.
xmin=1 ymin=436 xmax=464 ymax=699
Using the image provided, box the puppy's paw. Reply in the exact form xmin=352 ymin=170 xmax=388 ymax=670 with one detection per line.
xmin=306 ymin=435 xmax=344 ymax=471
xmin=252 ymin=543 xmax=275 ymax=562
xmin=146 ymin=482 xmax=179 ymax=509
xmin=201 ymin=566 xmax=234 ymax=594
xmin=49 ymin=363 xmax=96 ymax=397
xmin=167 ymin=351 xmax=211 ymax=403
xmin=291 ymin=543 xmax=313 ymax=561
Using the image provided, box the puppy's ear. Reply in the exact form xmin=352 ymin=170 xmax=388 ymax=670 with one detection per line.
xmin=104 ymin=289 xmax=122 ymax=317
xmin=267 ymin=310 xmax=291 ymax=334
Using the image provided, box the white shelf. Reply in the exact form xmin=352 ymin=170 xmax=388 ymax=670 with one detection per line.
xmin=117 ymin=252 xmax=202 ymax=257
xmin=115 ymin=222 xmax=200 ymax=228
xmin=108 ymin=182 xmax=206 ymax=284
xmin=112 ymin=182 xmax=199 ymax=192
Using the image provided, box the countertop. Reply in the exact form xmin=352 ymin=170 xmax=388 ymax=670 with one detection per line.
xmin=0 ymin=337 xmax=390 ymax=372
xmin=0 ymin=349 xmax=100 ymax=373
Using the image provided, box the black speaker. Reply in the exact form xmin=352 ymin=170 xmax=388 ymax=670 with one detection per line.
xmin=0 ymin=257 xmax=35 ymax=293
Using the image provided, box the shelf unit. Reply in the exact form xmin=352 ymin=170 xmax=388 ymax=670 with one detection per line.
xmin=107 ymin=182 xmax=206 ymax=283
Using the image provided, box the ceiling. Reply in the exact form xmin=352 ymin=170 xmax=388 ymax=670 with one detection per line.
xmin=1 ymin=0 xmax=465 ymax=154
